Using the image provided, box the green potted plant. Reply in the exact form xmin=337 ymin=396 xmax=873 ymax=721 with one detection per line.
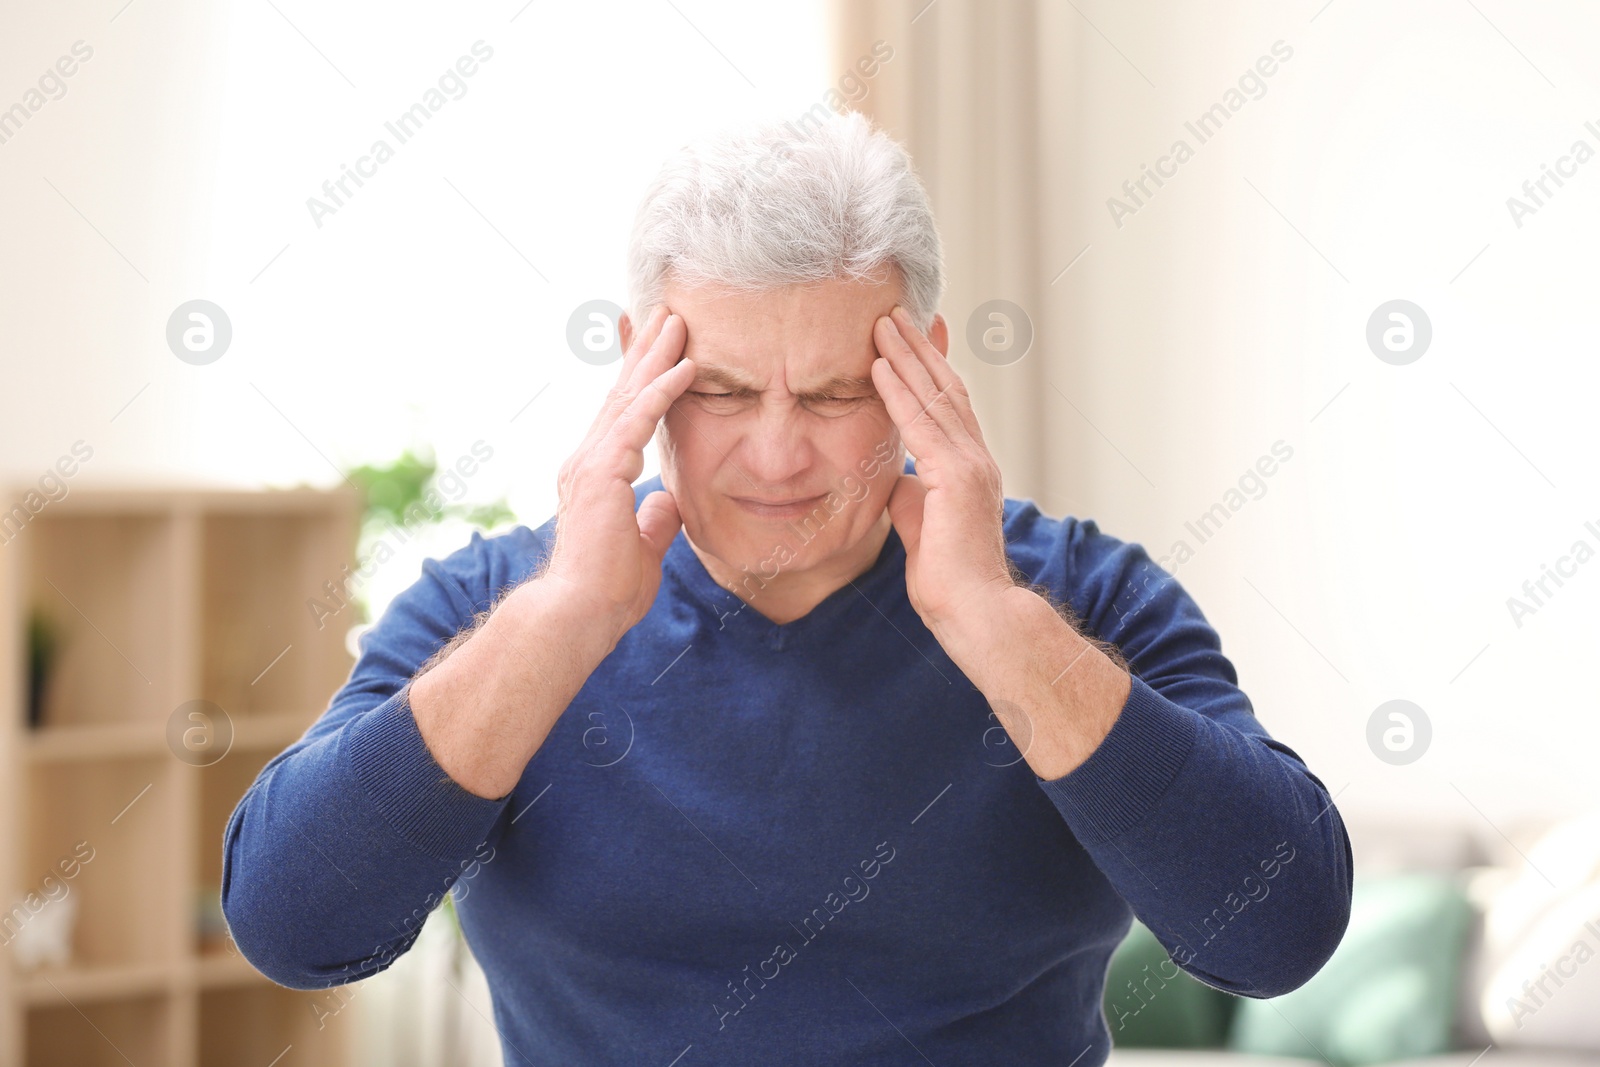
xmin=27 ymin=609 xmax=59 ymax=729
xmin=343 ymin=445 xmax=515 ymax=626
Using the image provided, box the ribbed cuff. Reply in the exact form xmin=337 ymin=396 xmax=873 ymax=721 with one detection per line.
xmin=1035 ymin=674 xmax=1198 ymax=844
xmin=343 ymin=688 xmax=512 ymax=862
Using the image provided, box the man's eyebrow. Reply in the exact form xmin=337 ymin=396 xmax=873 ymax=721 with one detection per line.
xmin=691 ymin=365 xmax=876 ymax=395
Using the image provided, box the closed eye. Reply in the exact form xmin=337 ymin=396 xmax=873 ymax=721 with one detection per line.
xmin=686 ymin=389 xmax=754 ymax=413
xmin=683 ymin=389 xmax=874 ymax=413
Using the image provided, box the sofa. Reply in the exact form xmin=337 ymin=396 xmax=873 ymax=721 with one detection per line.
xmin=1102 ymin=808 xmax=1600 ymax=1067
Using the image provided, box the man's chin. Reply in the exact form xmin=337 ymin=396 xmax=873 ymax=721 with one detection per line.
xmin=690 ymin=515 xmax=826 ymax=574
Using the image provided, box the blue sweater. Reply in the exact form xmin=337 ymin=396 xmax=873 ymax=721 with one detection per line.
xmin=222 ymin=459 xmax=1352 ymax=1066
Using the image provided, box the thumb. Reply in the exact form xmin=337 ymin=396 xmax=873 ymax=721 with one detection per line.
xmin=636 ymin=489 xmax=683 ymax=563
xmin=885 ymin=474 xmax=927 ymax=557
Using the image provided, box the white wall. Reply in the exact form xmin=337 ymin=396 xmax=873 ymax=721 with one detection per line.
xmin=1 ymin=0 xmax=834 ymax=628
xmin=1063 ymin=0 xmax=1600 ymax=828
xmin=2 ymin=3 xmax=832 ymax=1062
xmin=7 ymin=0 xmax=1593 ymax=845
xmin=836 ymin=0 xmax=1599 ymax=829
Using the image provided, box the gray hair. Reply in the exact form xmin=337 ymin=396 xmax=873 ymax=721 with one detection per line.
xmin=625 ymin=109 xmax=945 ymax=335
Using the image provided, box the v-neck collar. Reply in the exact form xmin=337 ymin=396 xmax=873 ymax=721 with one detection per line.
xmin=645 ymin=461 xmax=913 ymax=652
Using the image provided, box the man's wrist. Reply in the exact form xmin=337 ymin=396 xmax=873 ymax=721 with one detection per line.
xmin=931 ymin=584 xmax=1130 ymax=780
xmin=507 ymin=573 xmax=627 ymax=662
xmin=925 ymin=582 xmax=1031 ymax=679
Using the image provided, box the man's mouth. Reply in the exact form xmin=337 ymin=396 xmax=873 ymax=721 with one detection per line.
xmin=731 ymin=494 xmax=826 ymax=519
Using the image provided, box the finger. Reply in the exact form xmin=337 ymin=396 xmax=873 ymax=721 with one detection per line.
xmin=629 ymin=311 xmax=688 ymax=396
xmin=873 ymin=314 xmax=972 ymax=446
xmin=582 ymin=312 xmax=684 ymax=449
xmin=636 ymin=489 xmax=683 ymax=562
xmin=617 ymin=304 xmax=670 ymax=392
xmin=876 ymin=316 xmax=960 ymax=451
xmin=871 ymin=351 xmax=953 ymax=462
xmin=885 ymin=473 xmax=927 ymax=558
xmin=633 ymin=314 xmax=756 ymax=500
xmin=596 ymin=356 xmax=696 ymax=488
xmin=888 ymin=306 xmax=985 ymax=445
xmin=607 ymin=347 xmax=697 ymax=460
xmin=888 ymin=306 xmax=961 ymax=391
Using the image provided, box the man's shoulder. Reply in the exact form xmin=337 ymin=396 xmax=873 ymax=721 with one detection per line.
xmin=423 ymin=518 xmax=554 ymax=611
xmin=1002 ymin=494 xmax=1071 ymax=585
xmin=425 ymin=474 xmax=662 ymax=609
xmin=1001 ymin=493 xmax=1154 ymax=604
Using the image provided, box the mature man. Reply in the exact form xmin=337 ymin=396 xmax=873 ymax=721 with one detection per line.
xmin=223 ymin=112 xmax=1352 ymax=1066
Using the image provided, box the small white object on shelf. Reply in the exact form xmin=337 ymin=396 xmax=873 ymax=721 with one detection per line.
xmin=6 ymin=891 xmax=78 ymax=971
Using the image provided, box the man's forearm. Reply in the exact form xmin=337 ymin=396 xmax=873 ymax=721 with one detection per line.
xmin=937 ymin=586 xmax=1352 ymax=997
xmin=409 ymin=577 xmax=620 ymax=800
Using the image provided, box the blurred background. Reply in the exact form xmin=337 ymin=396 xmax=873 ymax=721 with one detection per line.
xmin=2 ymin=0 xmax=1597 ymax=1064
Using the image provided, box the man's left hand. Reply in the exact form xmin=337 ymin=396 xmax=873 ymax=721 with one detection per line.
xmin=871 ymin=305 xmax=1016 ymax=640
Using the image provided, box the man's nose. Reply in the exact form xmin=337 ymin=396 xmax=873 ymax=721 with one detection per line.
xmin=737 ymin=402 xmax=813 ymax=489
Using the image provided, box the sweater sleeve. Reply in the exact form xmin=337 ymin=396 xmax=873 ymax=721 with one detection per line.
xmin=1032 ymin=520 xmax=1354 ymax=999
xmin=220 ymin=532 xmax=514 ymax=991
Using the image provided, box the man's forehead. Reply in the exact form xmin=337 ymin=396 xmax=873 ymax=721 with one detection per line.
xmin=690 ymin=362 xmax=875 ymax=393
xmin=663 ymin=274 xmax=897 ymax=389
xmin=679 ymin=315 xmax=882 ymax=392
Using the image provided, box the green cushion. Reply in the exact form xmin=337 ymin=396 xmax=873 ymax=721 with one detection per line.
xmin=1227 ymin=872 xmax=1474 ymax=1066
xmin=1103 ymin=919 xmax=1240 ymax=1046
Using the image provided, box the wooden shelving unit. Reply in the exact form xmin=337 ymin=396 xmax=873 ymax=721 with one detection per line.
xmin=1 ymin=486 xmax=363 ymax=1067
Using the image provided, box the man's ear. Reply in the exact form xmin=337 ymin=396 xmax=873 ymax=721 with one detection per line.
xmin=617 ymin=311 xmax=635 ymax=354
xmin=929 ymin=312 xmax=949 ymax=357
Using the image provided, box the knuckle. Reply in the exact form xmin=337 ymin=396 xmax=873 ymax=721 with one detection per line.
xmin=607 ymin=388 xmax=637 ymax=419
xmin=558 ymin=452 xmax=591 ymax=490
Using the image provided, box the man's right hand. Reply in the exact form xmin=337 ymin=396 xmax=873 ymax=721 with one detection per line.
xmin=407 ymin=305 xmax=695 ymax=801
xmin=542 ymin=304 xmax=695 ymax=644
